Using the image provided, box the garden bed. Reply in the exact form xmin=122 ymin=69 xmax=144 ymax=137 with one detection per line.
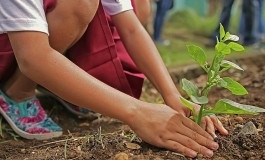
xmin=0 ymin=53 xmax=264 ymax=160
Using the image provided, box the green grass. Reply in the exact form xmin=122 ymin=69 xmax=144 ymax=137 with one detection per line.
xmin=157 ymin=40 xmax=216 ymax=67
xmin=155 ymin=7 xmax=247 ymax=67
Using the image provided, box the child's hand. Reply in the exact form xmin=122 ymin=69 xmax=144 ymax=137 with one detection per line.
xmin=164 ymin=94 xmax=228 ymax=138
xmin=187 ymin=103 xmax=229 ymax=138
xmin=200 ymin=115 xmax=229 ymax=138
xmin=128 ymin=102 xmax=219 ymax=158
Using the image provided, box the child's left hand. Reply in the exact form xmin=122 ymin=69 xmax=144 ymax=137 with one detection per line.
xmin=165 ymin=94 xmax=229 ymax=138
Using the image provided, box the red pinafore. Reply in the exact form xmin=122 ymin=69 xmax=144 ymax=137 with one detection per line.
xmin=0 ymin=0 xmax=144 ymax=98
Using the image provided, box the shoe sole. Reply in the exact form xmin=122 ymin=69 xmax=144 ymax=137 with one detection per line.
xmin=0 ymin=107 xmax=62 ymax=140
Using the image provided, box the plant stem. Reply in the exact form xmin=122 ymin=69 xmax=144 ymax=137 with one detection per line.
xmin=196 ymin=104 xmax=205 ymax=124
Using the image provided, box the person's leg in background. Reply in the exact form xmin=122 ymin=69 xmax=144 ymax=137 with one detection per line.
xmin=256 ymin=0 xmax=265 ymax=42
xmin=153 ymin=0 xmax=174 ymax=46
xmin=241 ymin=0 xmax=257 ymax=46
xmin=210 ymin=0 xmax=235 ymax=45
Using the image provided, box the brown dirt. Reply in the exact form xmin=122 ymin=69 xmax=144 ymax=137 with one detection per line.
xmin=0 ymin=53 xmax=265 ymax=160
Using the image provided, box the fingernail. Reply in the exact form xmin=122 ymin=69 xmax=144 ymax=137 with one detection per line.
xmin=224 ymin=128 xmax=229 ymax=135
xmin=211 ymin=142 xmax=219 ymax=150
xmin=188 ymin=151 xmax=197 ymax=158
xmin=205 ymin=150 xmax=214 ymax=158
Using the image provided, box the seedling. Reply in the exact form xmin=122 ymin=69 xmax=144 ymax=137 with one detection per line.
xmin=180 ymin=24 xmax=265 ymax=125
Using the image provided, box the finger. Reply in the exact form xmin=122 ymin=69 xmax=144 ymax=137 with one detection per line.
xmin=205 ymin=116 xmax=217 ymax=138
xmin=210 ymin=115 xmax=229 ymax=136
xmin=163 ymin=140 xmax=198 ymax=158
xmin=181 ymin=116 xmax=214 ymax=140
xmin=165 ymin=134 xmax=215 ymax=158
xmin=177 ymin=125 xmax=219 ymax=151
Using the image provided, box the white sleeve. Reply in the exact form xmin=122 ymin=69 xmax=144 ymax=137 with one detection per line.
xmin=101 ymin=0 xmax=133 ymax=15
xmin=0 ymin=0 xmax=49 ymax=35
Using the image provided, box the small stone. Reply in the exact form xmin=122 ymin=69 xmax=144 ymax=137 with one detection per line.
xmin=124 ymin=142 xmax=141 ymax=150
xmin=253 ymin=82 xmax=262 ymax=88
xmin=114 ymin=152 xmax=129 ymax=160
xmin=21 ymin=149 xmax=26 ymax=153
xmin=235 ymin=124 xmax=243 ymax=129
xmin=218 ymin=116 xmax=229 ymax=126
xmin=247 ymin=151 xmax=256 ymax=157
xmin=238 ymin=121 xmax=258 ymax=136
xmin=234 ymin=116 xmax=244 ymax=123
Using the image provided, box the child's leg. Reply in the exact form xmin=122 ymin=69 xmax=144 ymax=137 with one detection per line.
xmin=3 ymin=0 xmax=99 ymax=102
xmin=0 ymin=0 xmax=99 ymax=139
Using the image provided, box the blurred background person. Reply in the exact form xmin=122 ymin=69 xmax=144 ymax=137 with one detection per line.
xmin=208 ymin=0 xmax=257 ymax=47
xmin=239 ymin=0 xmax=265 ymax=46
xmin=153 ymin=0 xmax=174 ymax=46
xmin=238 ymin=0 xmax=257 ymax=46
xmin=212 ymin=0 xmax=234 ymax=41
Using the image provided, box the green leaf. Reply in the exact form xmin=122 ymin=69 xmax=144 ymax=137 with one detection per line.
xmin=219 ymin=24 xmax=225 ymax=40
xmin=190 ymin=95 xmax=208 ymax=105
xmin=179 ymin=97 xmax=195 ymax=113
xmin=211 ymin=54 xmax=225 ymax=74
xmin=222 ymin=77 xmax=248 ymax=95
xmin=217 ymin=78 xmax=227 ymax=87
xmin=227 ymin=42 xmax=244 ymax=51
xmin=220 ymin=60 xmax=244 ymax=71
xmin=206 ymin=99 xmax=265 ymax=114
xmin=201 ymin=112 xmax=216 ymax=117
xmin=223 ymin=32 xmax=231 ymax=41
xmin=216 ymin=42 xmax=231 ymax=55
xmin=208 ymin=70 xmax=216 ymax=80
xmin=181 ymin=78 xmax=199 ymax=97
xmin=186 ymin=44 xmax=207 ymax=67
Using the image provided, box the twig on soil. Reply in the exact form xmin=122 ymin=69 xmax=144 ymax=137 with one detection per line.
xmin=30 ymin=128 xmax=135 ymax=150
xmin=30 ymin=137 xmax=79 ymax=149
xmin=96 ymin=126 xmax=105 ymax=149
xmin=80 ymin=133 xmax=93 ymax=150
xmin=0 ymin=116 xmax=20 ymax=140
xmin=64 ymin=139 xmax=68 ymax=159
xmin=31 ymin=130 xmax=122 ymax=149
xmin=171 ymin=152 xmax=185 ymax=157
xmin=0 ymin=140 xmax=11 ymax=144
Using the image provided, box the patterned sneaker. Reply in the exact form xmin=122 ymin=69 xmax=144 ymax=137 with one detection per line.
xmin=0 ymin=90 xmax=62 ymax=140
xmin=36 ymin=86 xmax=100 ymax=119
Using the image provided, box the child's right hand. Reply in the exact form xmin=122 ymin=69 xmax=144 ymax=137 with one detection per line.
xmin=128 ymin=102 xmax=219 ymax=158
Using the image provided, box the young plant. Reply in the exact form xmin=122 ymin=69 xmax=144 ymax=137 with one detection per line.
xmin=180 ymin=24 xmax=265 ymax=125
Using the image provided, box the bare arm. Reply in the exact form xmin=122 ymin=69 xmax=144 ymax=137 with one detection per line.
xmin=134 ymin=0 xmax=151 ymax=27
xmin=7 ymin=31 xmax=138 ymax=125
xmin=111 ymin=10 xmax=182 ymax=109
xmin=111 ymin=10 xmax=228 ymax=136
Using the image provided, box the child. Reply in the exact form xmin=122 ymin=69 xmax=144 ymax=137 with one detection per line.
xmin=0 ymin=0 xmax=227 ymax=158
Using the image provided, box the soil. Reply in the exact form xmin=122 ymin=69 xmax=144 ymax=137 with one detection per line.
xmin=0 ymin=53 xmax=265 ymax=160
